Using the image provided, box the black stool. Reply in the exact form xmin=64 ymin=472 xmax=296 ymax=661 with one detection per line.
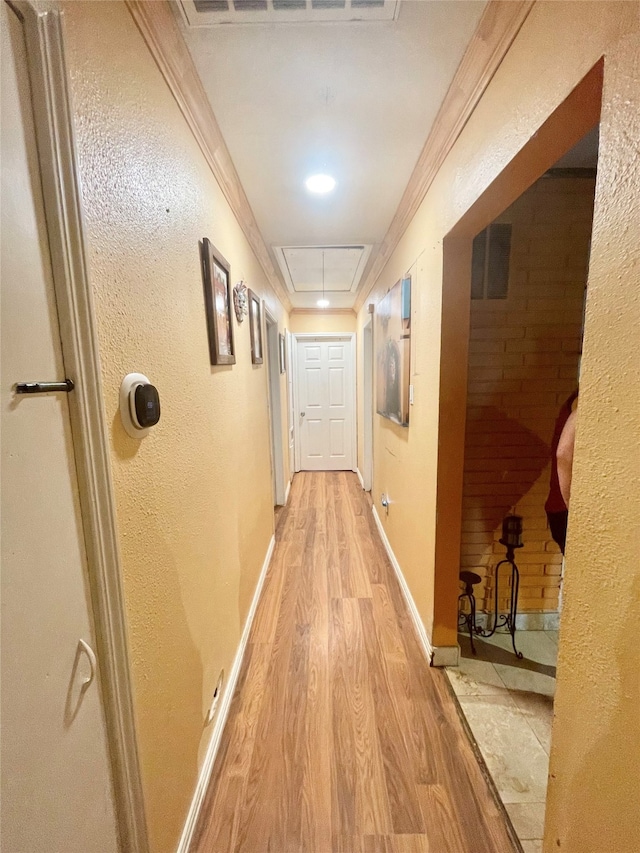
xmin=458 ymin=571 xmax=481 ymax=655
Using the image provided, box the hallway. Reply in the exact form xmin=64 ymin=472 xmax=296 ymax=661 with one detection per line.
xmin=192 ymin=472 xmax=517 ymax=853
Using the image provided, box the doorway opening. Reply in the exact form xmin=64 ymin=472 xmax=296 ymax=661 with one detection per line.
xmin=448 ymin=128 xmax=597 ymax=847
xmin=459 ymin=131 xmax=597 ymax=632
xmin=433 ymin=60 xmax=604 ymax=648
xmin=434 ymin=63 xmax=602 ymax=851
xmin=264 ymin=309 xmax=286 ymax=506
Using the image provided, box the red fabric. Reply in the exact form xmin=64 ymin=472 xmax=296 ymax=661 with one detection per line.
xmin=545 ymin=390 xmax=579 ymax=514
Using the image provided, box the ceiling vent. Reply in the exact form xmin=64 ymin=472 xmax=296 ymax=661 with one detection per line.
xmin=178 ymin=0 xmax=400 ymax=27
xmin=273 ymin=245 xmax=372 ymax=294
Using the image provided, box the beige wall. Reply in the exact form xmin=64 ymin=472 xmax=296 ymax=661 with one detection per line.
xmin=62 ymin=3 xmax=289 ymax=850
xmin=357 ymin=4 xmax=639 ymax=851
xmin=289 ymin=310 xmax=357 ymax=334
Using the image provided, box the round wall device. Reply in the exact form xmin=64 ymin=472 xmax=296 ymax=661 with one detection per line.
xmin=119 ymin=373 xmax=161 ymax=439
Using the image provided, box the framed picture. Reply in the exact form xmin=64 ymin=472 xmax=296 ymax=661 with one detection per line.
xmin=248 ymin=288 xmax=263 ymax=364
xmin=200 ymin=238 xmax=235 ymax=365
xmin=278 ymin=332 xmax=286 ymax=374
xmin=375 ymin=275 xmax=411 ymax=426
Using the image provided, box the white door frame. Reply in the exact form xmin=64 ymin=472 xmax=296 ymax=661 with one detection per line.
xmin=362 ymin=319 xmax=374 ymax=491
xmin=286 ymin=329 xmax=295 ymax=479
xmin=14 ymin=4 xmax=148 ymax=850
xmin=292 ymin=333 xmax=357 ymax=474
xmin=264 ymin=307 xmax=286 ymax=506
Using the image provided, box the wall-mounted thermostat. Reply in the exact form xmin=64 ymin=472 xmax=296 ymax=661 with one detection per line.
xmin=119 ymin=373 xmax=161 ymax=439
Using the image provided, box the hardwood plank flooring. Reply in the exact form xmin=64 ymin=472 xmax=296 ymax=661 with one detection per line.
xmin=192 ymin=472 xmax=517 ymax=853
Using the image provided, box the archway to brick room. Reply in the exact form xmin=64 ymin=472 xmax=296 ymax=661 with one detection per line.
xmin=433 ymin=63 xmax=602 ymax=850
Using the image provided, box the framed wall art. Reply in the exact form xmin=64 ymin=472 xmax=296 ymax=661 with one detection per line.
xmin=248 ymin=288 xmax=263 ymax=365
xmin=375 ymin=275 xmax=411 ymax=426
xmin=279 ymin=332 xmax=286 ymax=374
xmin=200 ymin=237 xmax=235 ymax=365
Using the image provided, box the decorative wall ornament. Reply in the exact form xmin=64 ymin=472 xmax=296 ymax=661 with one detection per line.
xmin=233 ymin=280 xmax=248 ymax=323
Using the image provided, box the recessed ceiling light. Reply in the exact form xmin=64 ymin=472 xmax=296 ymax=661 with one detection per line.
xmin=317 ymin=299 xmax=330 ymax=308
xmin=305 ymin=174 xmax=336 ymax=194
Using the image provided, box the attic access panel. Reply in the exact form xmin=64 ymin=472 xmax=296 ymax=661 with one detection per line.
xmin=274 ymin=245 xmax=372 ymax=293
xmin=179 ymin=0 xmax=400 ymax=26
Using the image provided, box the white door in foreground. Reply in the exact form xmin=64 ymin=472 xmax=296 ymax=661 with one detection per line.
xmin=296 ymin=336 xmax=355 ymax=471
xmin=1 ymin=4 xmax=119 ymax=850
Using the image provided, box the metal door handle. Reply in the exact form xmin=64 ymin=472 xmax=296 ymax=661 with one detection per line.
xmin=300 ymin=412 xmax=305 ymax=417
xmin=15 ymin=379 xmax=74 ymax=394
xmin=78 ymin=639 xmax=97 ymax=689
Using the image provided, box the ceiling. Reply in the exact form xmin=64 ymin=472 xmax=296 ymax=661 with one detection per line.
xmin=175 ymin=0 xmax=487 ymax=309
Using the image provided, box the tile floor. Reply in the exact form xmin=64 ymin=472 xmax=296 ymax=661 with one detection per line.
xmin=446 ymin=629 xmax=558 ymax=852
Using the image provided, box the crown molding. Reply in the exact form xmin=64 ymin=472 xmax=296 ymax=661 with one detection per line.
xmin=125 ymin=1 xmax=292 ymax=313
xmin=354 ymin=0 xmax=536 ymax=313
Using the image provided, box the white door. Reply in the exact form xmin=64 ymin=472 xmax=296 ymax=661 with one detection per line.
xmin=1 ymin=4 xmax=119 ymax=850
xmin=362 ymin=321 xmax=374 ymax=491
xmin=286 ymin=330 xmax=295 ymax=477
xmin=296 ymin=336 xmax=355 ymax=471
xmin=265 ymin=312 xmax=285 ymax=505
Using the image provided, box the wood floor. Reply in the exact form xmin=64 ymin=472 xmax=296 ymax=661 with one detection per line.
xmin=192 ymin=472 xmax=517 ymax=853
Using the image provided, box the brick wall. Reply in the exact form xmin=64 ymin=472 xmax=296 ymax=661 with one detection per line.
xmin=461 ymin=176 xmax=595 ymax=613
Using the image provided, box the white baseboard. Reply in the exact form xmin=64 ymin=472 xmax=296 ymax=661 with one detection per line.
xmin=355 ymin=468 xmax=365 ymax=489
xmin=371 ymin=507 xmax=458 ymax=667
xmin=176 ymin=534 xmax=275 ymax=853
xmin=284 ymin=479 xmax=291 ymax=506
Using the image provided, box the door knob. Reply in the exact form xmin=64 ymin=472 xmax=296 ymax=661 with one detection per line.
xmin=300 ymin=412 xmax=305 ymax=417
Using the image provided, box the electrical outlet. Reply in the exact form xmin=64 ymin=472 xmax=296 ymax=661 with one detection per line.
xmin=205 ymin=670 xmax=224 ymax=726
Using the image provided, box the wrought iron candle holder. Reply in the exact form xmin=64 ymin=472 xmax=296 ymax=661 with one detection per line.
xmin=478 ymin=514 xmax=524 ymax=659
xmin=458 ymin=570 xmax=481 ymax=655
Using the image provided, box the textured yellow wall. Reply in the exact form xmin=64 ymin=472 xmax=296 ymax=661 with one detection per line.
xmin=357 ymin=247 xmax=441 ymax=640
xmin=545 ymin=11 xmax=640 ymax=851
xmin=357 ymin=4 xmax=639 ymax=851
xmin=62 ymin=3 xmax=289 ymax=850
xmin=289 ymin=310 xmax=357 ymax=334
